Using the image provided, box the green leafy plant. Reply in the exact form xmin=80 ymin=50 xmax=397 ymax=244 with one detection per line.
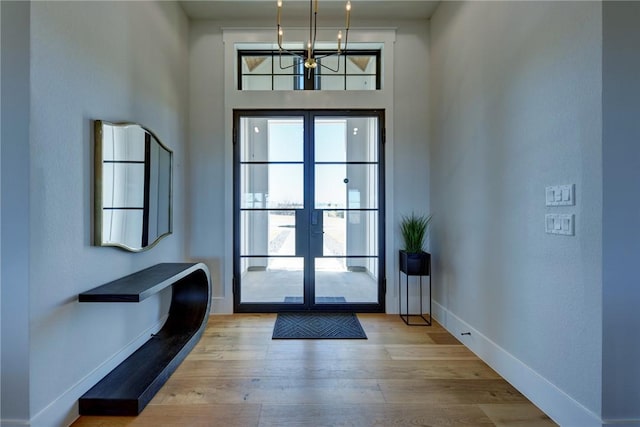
xmin=400 ymin=213 xmax=432 ymax=253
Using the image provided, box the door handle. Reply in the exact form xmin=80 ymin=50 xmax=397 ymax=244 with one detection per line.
xmin=311 ymin=210 xmax=319 ymax=225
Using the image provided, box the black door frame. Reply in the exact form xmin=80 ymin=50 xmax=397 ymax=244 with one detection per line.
xmin=233 ymin=109 xmax=386 ymax=313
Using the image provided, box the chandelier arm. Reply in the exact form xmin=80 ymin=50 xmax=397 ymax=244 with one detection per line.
xmin=315 ymin=54 xmax=342 ymax=72
xmin=278 ymin=47 xmax=304 ymax=57
xmin=342 ymin=51 xmax=347 ymax=75
xmin=317 ymin=26 xmax=350 ymax=58
xmin=317 ymin=62 xmax=340 ymax=73
xmin=343 ymin=28 xmax=350 ymax=53
xmin=317 ymin=36 xmax=348 ymax=70
xmin=314 ymin=51 xmax=343 ymax=60
xmin=278 ymin=49 xmax=304 ymax=70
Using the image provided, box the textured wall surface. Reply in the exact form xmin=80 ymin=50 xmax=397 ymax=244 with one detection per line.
xmin=430 ymin=0 xmax=602 ymax=417
xmin=1 ymin=2 xmax=189 ymax=425
xmin=602 ymin=1 xmax=640 ymax=422
xmin=1 ymin=1 xmax=31 ymax=423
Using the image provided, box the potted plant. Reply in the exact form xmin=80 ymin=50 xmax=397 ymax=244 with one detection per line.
xmin=399 ymin=212 xmax=432 ymax=275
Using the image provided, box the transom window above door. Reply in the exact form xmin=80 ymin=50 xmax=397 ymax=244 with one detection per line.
xmin=237 ymin=49 xmax=381 ymax=91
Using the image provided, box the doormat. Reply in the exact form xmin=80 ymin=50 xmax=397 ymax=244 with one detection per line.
xmin=272 ymin=312 xmax=367 ymax=339
xmin=283 ymin=296 xmax=347 ymax=303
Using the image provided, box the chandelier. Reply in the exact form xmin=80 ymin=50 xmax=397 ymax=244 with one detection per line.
xmin=276 ymin=0 xmax=351 ymax=74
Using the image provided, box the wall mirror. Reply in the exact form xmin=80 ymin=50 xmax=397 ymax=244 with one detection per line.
xmin=94 ymin=120 xmax=173 ymax=252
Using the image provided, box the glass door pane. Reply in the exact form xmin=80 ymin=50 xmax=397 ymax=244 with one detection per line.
xmin=237 ymin=115 xmax=305 ymax=305
xmin=313 ymin=116 xmax=380 ymax=305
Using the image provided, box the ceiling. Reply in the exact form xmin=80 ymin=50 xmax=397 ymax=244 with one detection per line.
xmin=179 ymin=0 xmax=441 ymax=21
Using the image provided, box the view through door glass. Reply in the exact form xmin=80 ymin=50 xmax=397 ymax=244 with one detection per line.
xmin=234 ymin=111 xmax=384 ymax=312
xmin=313 ymin=116 xmax=379 ymax=305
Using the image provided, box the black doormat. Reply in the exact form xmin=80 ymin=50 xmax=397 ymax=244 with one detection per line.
xmin=283 ymin=296 xmax=347 ymax=303
xmin=272 ymin=312 xmax=367 ymax=339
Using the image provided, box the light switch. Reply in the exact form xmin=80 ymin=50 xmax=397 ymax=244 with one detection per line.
xmin=545 ymin=214 xmax=574 ymax=236
xmin=545 ymin=184 xmax=575 ymax=206
xmin=546 ymin=189 xmax=555 ymax=205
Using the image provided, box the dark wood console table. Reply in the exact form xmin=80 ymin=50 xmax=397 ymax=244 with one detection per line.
xmin=78 ymin=262 xmax=211 ymax=416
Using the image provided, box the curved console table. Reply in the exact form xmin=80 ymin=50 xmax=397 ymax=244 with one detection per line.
xmin=78 ymin=262 xmax=211 ymax=416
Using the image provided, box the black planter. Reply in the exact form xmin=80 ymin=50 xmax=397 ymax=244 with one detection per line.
xmin=399 ymin=250 xmax=430 ymax=276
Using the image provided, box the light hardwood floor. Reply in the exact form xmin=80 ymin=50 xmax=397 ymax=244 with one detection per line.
xmin=73 ymin=314 xmax=557 ymax=426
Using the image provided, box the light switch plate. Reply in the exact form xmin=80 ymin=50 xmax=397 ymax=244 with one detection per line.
xmin=546 ymin=184 xmax=575 ymax=206
xmin=545 ymin=213 xmax=574 ymax=236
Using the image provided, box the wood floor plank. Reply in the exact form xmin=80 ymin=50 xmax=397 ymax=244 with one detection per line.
xmin=287 ymin=359 xmax=495 ymax=380
xmin=258 ymin=403 xmax=494 ymax=427
xmin=72 ymin=404 xmax=262 ymax=427
xmin=186 ymin=348 xmax=269 ymax=361
xmin=385 ymin=343 xmax=478 ymax=360
xmin=266 ymin=342 xmax=392 ymax=361
xmin=197 ymin=332 xmax=272 ymax=346
xmin=378 ymin=378 xmax=529 ymax=405
xmin=479 ymin=403 xmax=558 ymax=426
xmin=173 ymin=359 xmax=267 ymax=378
xmin=428 ymin=331 xmax=464 ymax=344
xmin=153 ymin=377 xmax=386 ymax=405
xmin=357 ymin=314 xmax=448 ymax=332
xmin=73 ymin=314 xmax=556 ymax=426
xmin=174 ymin=358 xmax=501 ymax=380
xmin=364 ymin=331 xmax=438 ymax=344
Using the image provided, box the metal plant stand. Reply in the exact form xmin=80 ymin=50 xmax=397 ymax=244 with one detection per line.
xmin=398 ymin=252 xmax=432 ymax=326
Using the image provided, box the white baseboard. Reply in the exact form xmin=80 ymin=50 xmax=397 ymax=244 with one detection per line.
xmin=0 ymin=419 xmax=30 ymax=427
xmin=25 ymin=315 xmax=168 ymax=427
xmin=432 ymin=301 xmax=603 ymax=427
xmin=601 ymin=420 xmax=640 ymax=426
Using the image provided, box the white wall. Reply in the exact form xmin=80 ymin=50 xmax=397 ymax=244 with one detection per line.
xmin=188 ymin=19 xmax=228 ymax=310
xmin=1 ymin=2 xmax=190 ymax=425
xmin=1 ymin=2 xmax=31 ymax=424
xmin=602 ymin=2 xmax=640 ymax=424
xmin=0 ymin=2 xmax=2 ymax=418
xmin=391 ymin=21 xmax=431 ymax=314
xmin=430 ymin=1 xmax=602 ymax=425
xmin=189 ymin=18 xmax=430 ymax=314
xmin=393 ymin=22 xmax=430 ymax=224
xmin=0 ymin=2 xmax=2 ymax=420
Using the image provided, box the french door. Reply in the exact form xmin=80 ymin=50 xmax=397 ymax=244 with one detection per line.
xmin=233 ymin=110 xmax=385 ymax=312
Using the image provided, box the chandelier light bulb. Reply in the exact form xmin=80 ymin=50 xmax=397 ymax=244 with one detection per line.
xmin=346 ymin=1 xmax=351 ymax=28
xmin=277 ymin=0 xmax=282 ymax=27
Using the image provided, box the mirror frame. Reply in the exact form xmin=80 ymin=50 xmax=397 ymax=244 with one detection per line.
xmin=94 ymin=120 xmax=173 ymax=252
